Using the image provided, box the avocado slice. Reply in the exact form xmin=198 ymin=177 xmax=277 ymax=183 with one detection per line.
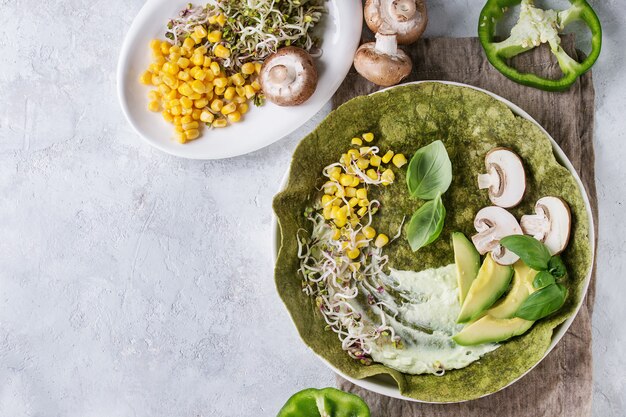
xmin=456 ymin=253 xmax=513 ymax=323
xmin=453 ymin=261 xmax=539 ymax=346
xmin=453 ymin=315 xmax=534 ymax=346
xmin=452 ymin=232 xmax=481 ymax=305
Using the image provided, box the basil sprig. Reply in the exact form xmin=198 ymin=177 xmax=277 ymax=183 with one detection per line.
xmin=404 ymin=141 xmax=452 ymax=252
xmin=406 ymin=140 xmax=452 ymax=199
xmin=500 ymin=235 xmax=568 ymax=321
xmin=406 ymin=193 xmax=446 ymax=251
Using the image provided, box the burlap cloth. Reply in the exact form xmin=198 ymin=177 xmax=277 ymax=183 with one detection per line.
xmin=332 ymin=36 xmax=597 ymax=416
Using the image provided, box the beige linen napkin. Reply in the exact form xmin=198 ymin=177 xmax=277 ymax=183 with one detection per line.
xmin=333 ymin=36 xmax=597 ymax=416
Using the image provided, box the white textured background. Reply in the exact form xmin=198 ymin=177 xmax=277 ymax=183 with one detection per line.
xmin=0 ymin=0 xmax=624 ymax=416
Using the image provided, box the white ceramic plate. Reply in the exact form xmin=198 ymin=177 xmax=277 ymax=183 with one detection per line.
xmin=272 ymin=80 xmax=595 ymax=403
xmin=117 ymin=0 xmax=362 ymax=159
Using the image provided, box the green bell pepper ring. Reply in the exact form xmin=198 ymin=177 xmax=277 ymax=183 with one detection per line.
xmin=277 ymin=388 xmax=371 ymax=417
xmin=478 ymin=0 xmax=602 ymax=91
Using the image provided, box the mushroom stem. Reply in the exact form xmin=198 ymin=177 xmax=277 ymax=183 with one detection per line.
xmin=391 ymin=0 xmax=417 ymax=21
xmin=375 ymin=32 xmax=399 ymax=55
xmin=520 ymin=213 xmax=549 ymax=240
xmin=478 ymin=170 xmax=499 ymax=191
xmin=471 ymin=228 xmax=500 ymax=255
xmin=268 ymin=64 xmax=296 ymax=86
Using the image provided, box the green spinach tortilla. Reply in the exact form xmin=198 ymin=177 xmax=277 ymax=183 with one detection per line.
xmin=273 ymin=82 xmax=592 ymax=402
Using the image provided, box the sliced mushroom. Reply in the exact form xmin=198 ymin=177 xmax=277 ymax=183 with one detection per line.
xmin=521 ymin=196 xmax=571 ymax=255
xmin=477 ymin=148 xmax=526 ymax=208
xmin=353 ymin=32 xmax=412 ymax=87
xmin=364 ymin=0 xmax=428 ymax=45
xmin=472 ymin=206 xmax=523 ymax=265
xmin=259 ymin=47 xmax=318 ymax=106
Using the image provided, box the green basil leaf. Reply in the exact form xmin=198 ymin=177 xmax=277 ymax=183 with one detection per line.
xmin=515 ymin=283 xmax=568 ymax=321
xmin=406 ymin=140 xmax=452 ymax=200
xmin=406 ymin=194 xmax=446 ymax=252
xmin=532 ymin=271 xmax=555 ymax=290
xmin=500 ymin=235 xmax=552 ymax=271
xmin=548 ymin=256 xmax=567 ymax=278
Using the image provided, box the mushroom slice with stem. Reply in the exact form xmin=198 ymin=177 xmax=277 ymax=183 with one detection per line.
xmin=259 ymin=47 xmax=318 ymax=106
xmin=353 ymin=31 xmax=412 ymax=87
xmin=521 ymin=196 xmax=572 ymax=255
xmin=472 ymin=206 xmax=523 ymax=265
xmin=364 ymin=0 xmax=428 ymax=45
xmin=477 ymin=148 xmax=526 ymax=208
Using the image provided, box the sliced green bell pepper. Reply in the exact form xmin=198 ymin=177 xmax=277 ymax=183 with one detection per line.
xmin=277 ymin=387 xmax=371 ymax=417
xmin=478 ymin=0 xmax=602 ymax=91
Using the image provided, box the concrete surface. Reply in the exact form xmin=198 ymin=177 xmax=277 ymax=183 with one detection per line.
xmin=0 ymin=0 xmax=624 ymax=416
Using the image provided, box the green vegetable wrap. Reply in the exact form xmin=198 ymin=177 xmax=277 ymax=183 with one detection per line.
xmin=478 ymin=0 xmax=602 ymax=91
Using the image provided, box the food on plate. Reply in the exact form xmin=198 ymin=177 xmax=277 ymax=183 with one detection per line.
xmin=139 ymin=1 xmax=324 ymax=143
xmin=277 ymin=387 xmax=370 ymax=417
xmin=478 ymin=0 xmax=602 ymax=91
xmin=259 ymin=47 xmax=318 ymax=106
xmin=353 ymin=32 xmax=413 ymax=87
xmin=273 ymin=83 xmax=591 ymax=402
xmin=364 ymin=0 xmax=427 ymax=45
xmin=478 ymin=147 xmax=526 ymax=208
xmin=521 ymin=196 xmax=572 ymax=255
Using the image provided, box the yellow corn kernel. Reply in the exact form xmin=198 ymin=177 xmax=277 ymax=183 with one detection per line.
xmin=190 ymin=53 xmax=204 ymax=67
xmin=212 ymin=118 xmax=228 ymax=128
xmin=232 ymin=95 xmax=245 ymax=104
xmin=203 ymin=71 xmax=215 ymax=83
xmin=362 ymin=226 xmax=376 ymax=239
xmin=215 ymin=13 xmax=226 ymax=26
xmin=370 ymin=155 xmax=382 ymax=167
xmin=150 ymin=39 xmax=161 ymax=51
xmin=351 ymin=137 xmax=362 ymax=146
xmin=348 ymin=197 xmax=359 ymax=208
xmin=183 ymin=37 xmax=195 ymax=50
xmin=227 ymin=111 xmax=242 ymax=123
xmin=194 ymin=25 xmax=208 ymax=38
xmin=195 ymin=98 xmax=210 ymax=109
xmin=210 ymin=62 xmax=221 ymax=76
xmin=177 ymin=70 xmax=190 ymax=81
xmin=356 ymin=158 xmax=369 ymax=170
xmin=162 ymin=62 xmax=179 ymax=75
xmin=238 ymin=103 xmax=249 ymax=114
xmin=347 ymin=149 xmax=360 ymax=159
xmin=189 ymin=80 xmax=204 ymax=94
xmin=183 ymin=121 xmax=199 ymax=131
xmin=366 ymin=169 xmax=378 ymax=180
xmin=139 ymin=70 xmax=152 ymax=85
xmin=165 ymin=89 xmax=178 ymax=101
xmin=234 ymin=86 xmax=245 ymax=97
xmin=169 ymin=45 xmax=181 ymax=54
xmin=200 ymin=110 xmax=214 ymax=123
xmin=322 ymin=205 xmax=333 ymax=220
xmin=213 ymin=77 xmax=228 ymax=88
xmin=188 ymin=91 xmax=202 ymax=100
xmin=392 ymin=153 xmax=407 ymax=168
xmin=181 ymin=115 xmax=193 ymax=124
xmin=251 ymin=80 xmax=262 ymax=91
xmin=162 ymin=74 xmax=178 ymax=89
xmin=241 ymin=62 xmax=256 ymax=75
xmin=203 ymin=56 xmax=212 ymax=67
xmin=207 ymin=30 xmax=222 ymax=43
xmin=168 ymin=51 xmax=181 ymax=62
xmin=335 ymin=185 xmax=345 ymax=198
xmin=160 ymin=41 xmax=171 ymax=55
xmin=185 ymin=129 xmax=200 ymax=140
xmin=223 ymin=86 xmax=236 ymax=101
xmin=214 ymin=86 xmax=226 ymax=96
xmin=321 ymin=194 xmax=334 ymax=207
xmin=362 ymin=132 xmax=374 ymax=142
xmin=194 ymin=45 xmax=207 ymax=55
xmin=358 ymin=198 xmax=369 ymax=207
xmin=332 ymin=228 xmax=342 ymax=240
xmin=188 ymin=66 xmax=202 ymax=80
xmin=174 ymin=124 xmax=185 ymax=133
xmin=170 ymin=105 xmax=182 ymax=116
xmin=190 ymin=34 xmax=202 ymax=45
xmin=351 ymin=176 xmax=361 ymax=187
xmin=357 ymin=206 xmax=368 ymax=217
xmin=323 ymin=181 xmax=338 ymax=195
xmin=154 ymin=56 xmax=166 ymax=66
xmin=356 ymin=188 xmax=368 ymax=200
xmin=382 ymin=150 xmax=394 ymax=164
xmin=167 ymin=98 xmax=180 ymax=109
xmin=173 ymin=116 xmax=182 ymax=126
xmin=182 ymin=106 xmax=192 ymax=116
xmin=178 ymin=82 xmax=193 ymax=96
xmin=327 ymin=166 xmax=341 ymax=180
xmin=339 ymin=174 xmax=354 ymax=187
xmin=231 ymin=73 xmax=245 ymax=86
xmin=213 ymin=44 xmax=230 ymax=59
xmin=346 ymin=248 xmax=360 ymax=260
xmin=161 ymin=111 xmax=174 ymax=123
xmin=221 ymin=102 xmax=237 ymax=115
xmin=254 ymin=62 xmax=263 ymax=74
xmin=381 ymin=169 xmax=395 ymax=185
xmin=177 ymin=57 xmax=190 ymax=69
xmin=375 ymin=234 xmax=389 ymax=248
xmin=175 ymin=130 xmax=187 ymax=143
xmin=147 ymin=90 xmax=160 ymax=101
xmin=157 ymin=84 xmax=171 ymax=95
xmin=210 ymin=99 xmax=224 ymax=112
xmin=180 ymin=96 xmax=193 ymax=109
xmin=150 ymin=73 xmax=162 ymax=86
xmin=147 ymin=100 xmax=160 ymax=112
xmin=345 ymin=187 xmax=356 ymax=198
xmin=244 ymin=85 xmax=256 ymax=99
xmin=192 ymin=109 xmax=202 ymax=120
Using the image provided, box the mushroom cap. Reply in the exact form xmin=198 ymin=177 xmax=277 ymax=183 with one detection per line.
xmin=259 ymin=47 xmax=318 ymax=106
xmin=364 ymin=0 xmax=428 ymax=45
xmin=472 ymin=206 xmax=523 ymax=266
xmin=477 ymin=147 xmax=526 ymax=208
xmin=521 ymin=196 xmax=572 ymax=255
xmin=353 ymin=35 xmax=412 ymax=87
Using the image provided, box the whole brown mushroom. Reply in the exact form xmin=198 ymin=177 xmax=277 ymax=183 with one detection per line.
xmin=365 ymin=0 xmax=428 ymax=45
xmin=353 ymin=32 xmax=412 ymax=87
xmin=259 ymin=47 xmax=318 ymax=106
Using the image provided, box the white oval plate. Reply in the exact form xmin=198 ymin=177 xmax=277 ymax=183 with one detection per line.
xmin=272 ymin=80 xmax=595 ymax=403
xmin=117 ymin=0 xmax=362 ymax=160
